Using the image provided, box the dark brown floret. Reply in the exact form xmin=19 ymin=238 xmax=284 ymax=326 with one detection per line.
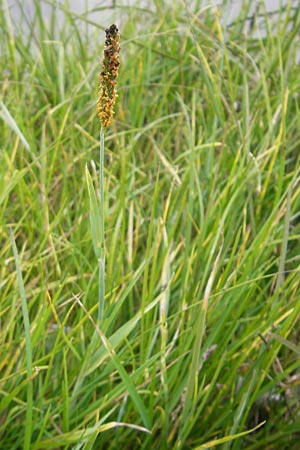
xmin=97 ymin=24 xmax=120 ymax=128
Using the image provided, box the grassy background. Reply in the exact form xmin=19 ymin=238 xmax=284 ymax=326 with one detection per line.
xmin=1 ymin=1 xmax=300 ymax=448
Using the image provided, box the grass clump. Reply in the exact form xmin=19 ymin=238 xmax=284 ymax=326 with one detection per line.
xmin=1 ymin=1 xmax=300 ymax=449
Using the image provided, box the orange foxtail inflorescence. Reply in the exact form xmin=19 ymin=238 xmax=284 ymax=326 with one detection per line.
xmin=97 ymin=24 xmax=120 ymax=128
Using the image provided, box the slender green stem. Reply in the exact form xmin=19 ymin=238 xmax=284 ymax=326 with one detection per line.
xmin=98 ymin=125 xmax=105 ymax=322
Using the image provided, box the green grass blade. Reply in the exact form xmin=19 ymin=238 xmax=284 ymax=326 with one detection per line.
xmin=9 ymin=228 xmax=33 ymax=450
xmin=0 ymin=101 xmax=30 ymax=152
xmin=75 ymin=298 xmax=151 ymax=430
xmin=193 ymin=421 xmax=266 ymax=449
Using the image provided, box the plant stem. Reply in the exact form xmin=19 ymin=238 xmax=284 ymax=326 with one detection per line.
xmin=98 ymin=125 xmax=105 ymax=322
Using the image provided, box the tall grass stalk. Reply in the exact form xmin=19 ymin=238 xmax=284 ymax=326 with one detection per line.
xmin=87 ymin=24 xmax=120 ymax=322
xmin=98 ymin=125 xmax=105 ymax=322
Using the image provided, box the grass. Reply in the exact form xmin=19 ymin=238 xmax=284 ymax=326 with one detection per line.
xmin=1 ymin=0 xmax=300 ymax=449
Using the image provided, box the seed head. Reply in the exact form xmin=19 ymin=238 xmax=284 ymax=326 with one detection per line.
xmin=97 ymin=24 xmax=120 ymax=128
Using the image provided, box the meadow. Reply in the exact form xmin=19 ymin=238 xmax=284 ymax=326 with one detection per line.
xmin=1 ymin=1 xmax=300 ymax=448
